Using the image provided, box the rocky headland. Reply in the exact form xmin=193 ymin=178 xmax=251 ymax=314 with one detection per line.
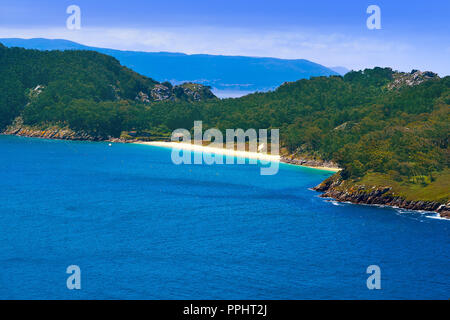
xmin=314 ymin=173 xmax=450 ymax=219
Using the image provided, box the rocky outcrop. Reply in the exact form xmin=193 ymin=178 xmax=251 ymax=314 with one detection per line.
xmin=388 ymin=70 xmax=439 ymax=90
xmin=136 ymin=91 xmax=151 ymax=103
xmin=175 ymin=83 xmax=217 ymax=101
xmin=2 ymin=118 xmax=101 ymax=141
xmin=314 ymin=174 xmax=449 ymax=219
xmin=135 ymin=82 xmax=217 ymax=103
xmin=281 ymin=155 xmax=340 ymax=170
xmin=436 ymin=203 xmax=450 ymax=219
xmin=150 ymin=84 xmax=173 ymax=101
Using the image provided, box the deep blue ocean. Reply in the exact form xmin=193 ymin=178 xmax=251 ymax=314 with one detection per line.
xmin=0 ymin=135 xmax=448 ymax=299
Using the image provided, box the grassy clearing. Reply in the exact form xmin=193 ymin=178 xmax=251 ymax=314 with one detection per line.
xmin=350 ymin=169 xmax=450 ymax=202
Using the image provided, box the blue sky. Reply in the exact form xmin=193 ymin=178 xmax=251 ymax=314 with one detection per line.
xmin=1 ymin=0 xmax=449 ymax=74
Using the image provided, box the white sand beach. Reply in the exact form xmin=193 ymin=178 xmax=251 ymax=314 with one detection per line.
xmin=134 ymin=141 xmax=341 ymax=172
xmin=135 ymin=141 xmax=280 ymax=161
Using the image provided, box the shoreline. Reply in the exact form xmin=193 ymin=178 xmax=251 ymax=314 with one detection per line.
xmin=134 ymin=141 xmax=341 ymax=172
xmin=1 ymin=129 xmax=341 ymax=172
xmin=314 ymin=174 xmax=450 ymax=220
xmin=1 ymin=121 xmax=341 ymax=172
xmin=135 ymin=141 xmax=280 ymax=162
xmin=2 ymin=132 xmax=447 ymax=219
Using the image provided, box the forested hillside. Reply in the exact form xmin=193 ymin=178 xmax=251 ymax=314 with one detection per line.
xmin=0 ymin=44 xmax=215 ymax=131
xmin=1 ymin=44 xmax=448 ymax=209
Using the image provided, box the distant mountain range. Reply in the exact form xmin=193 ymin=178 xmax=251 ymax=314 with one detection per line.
xmin=0 ymin=38 xmax=344 ymax=95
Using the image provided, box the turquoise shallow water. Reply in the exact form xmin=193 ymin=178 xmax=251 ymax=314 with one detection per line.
xmin=0 ymin=135 xmax=449 ymax=299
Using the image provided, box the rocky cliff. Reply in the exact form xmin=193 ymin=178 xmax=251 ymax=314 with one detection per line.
xmin=2 ymin=118 xmax=101 ymax=141
xmin=314 ymin=173 xmax=450 ymax=219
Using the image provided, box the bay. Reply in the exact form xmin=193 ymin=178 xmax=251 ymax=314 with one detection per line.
xmin=0 ymin=135 xmax=448 ymax=299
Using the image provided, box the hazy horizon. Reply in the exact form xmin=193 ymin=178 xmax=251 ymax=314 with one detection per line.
xmin=1 ymin=0 xmax=449 ymax=76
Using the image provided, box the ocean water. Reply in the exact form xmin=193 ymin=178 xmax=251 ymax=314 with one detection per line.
xmin=0 ymin=135 xmax=449 ymax=300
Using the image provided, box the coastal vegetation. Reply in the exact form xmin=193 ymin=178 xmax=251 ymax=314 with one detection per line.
xmin=0 ymin=44 xmax=448 ymax=212
xmin=0 ymin=44 xmax=215 ymax=132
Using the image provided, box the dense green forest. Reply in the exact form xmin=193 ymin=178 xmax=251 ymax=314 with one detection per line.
xmin=145 ymin=69 xmax=448 ymax=190
xmin=0 ymin=44 xmax=449 ymax=202
xmin=0 ymin=44 xmax=215 ymax=130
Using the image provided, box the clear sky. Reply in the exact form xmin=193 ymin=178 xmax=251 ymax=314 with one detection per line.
xmin=1 ymin=0 xmax=449 ymax=75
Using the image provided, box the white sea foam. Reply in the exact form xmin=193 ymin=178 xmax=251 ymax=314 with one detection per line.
xmin=426 ymin=213 xmax=449 ymax=221
xmin=395 ymin=208 xmax=410 ymax=214
xmin=395 ymin=208 xmax=436 ymax=215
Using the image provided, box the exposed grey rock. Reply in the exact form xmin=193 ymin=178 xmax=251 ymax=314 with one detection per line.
xmin=281 ymin=156 xmax=340 ymax=170
xmin=150 ymin=84 xmax=172 ymax=101
xmin=388 ymin=70 xmax=439 ymax=90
